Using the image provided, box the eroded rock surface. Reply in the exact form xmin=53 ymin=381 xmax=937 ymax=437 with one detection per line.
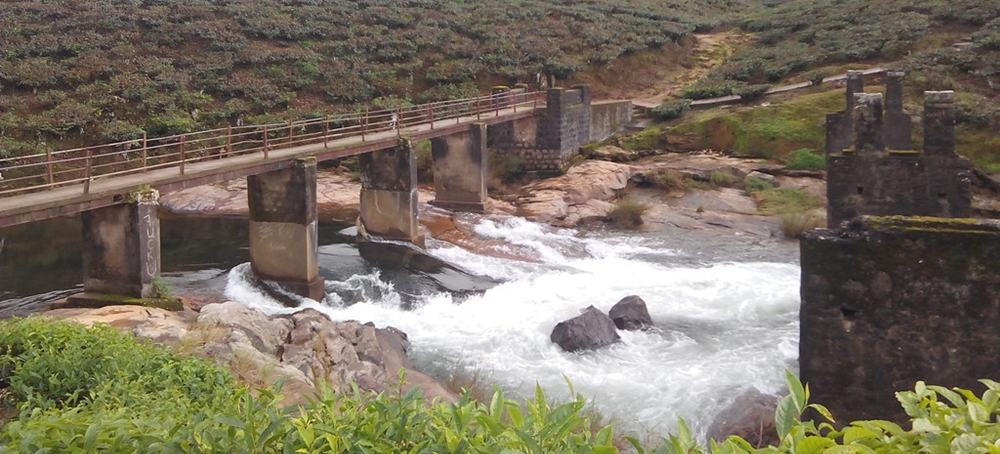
xmin=517 ymin=160 xmax=634 ymax=227
xmin=44 ymin=302 xmax=458 ymax=406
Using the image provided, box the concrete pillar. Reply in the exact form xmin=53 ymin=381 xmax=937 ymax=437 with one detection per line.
xmin=853 ymin=93 xmax=884 ymax=153
xmin=359 ymin=139 xmax=424 ymax=246
xmin=430 ymin=123 xmax=488 ymax=212
xmin=884 ymin=72 xmax=914 ymax=150
xmin=81 ymin=188 xmax=161 ymax=298
xmin=923 ymin=91 xmax=956 ymax=156
xmin=247 ymin=158 xmax=324 ymax=302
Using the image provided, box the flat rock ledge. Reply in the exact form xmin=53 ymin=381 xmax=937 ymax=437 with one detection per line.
xmin=44 ymin=302 xmax=458 ymax=406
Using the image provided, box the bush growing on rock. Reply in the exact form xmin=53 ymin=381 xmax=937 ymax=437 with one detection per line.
xmin=651 ymin=99 xmax=693 ymax=121
xmin=606 ymin=199 xmax=650 ymax=228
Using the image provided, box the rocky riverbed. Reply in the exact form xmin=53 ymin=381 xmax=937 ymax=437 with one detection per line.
xmin=46 ymin=149 xmax=823 ymax=408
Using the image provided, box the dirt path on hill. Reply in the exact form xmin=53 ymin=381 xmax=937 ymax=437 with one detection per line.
xmin=630 ymin=31 xmax=752 ymax=108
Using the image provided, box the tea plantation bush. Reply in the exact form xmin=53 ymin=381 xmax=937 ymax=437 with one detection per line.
xmin=4 ymin=318 xmax=1000 ymax=453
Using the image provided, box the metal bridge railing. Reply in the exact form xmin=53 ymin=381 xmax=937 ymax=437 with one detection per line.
xmin=0 ymin=90 xmax=544 ymax=198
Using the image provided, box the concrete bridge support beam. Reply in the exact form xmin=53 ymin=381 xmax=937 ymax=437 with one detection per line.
xmin=430 ymin=123 xmax=488 ymax=212
xmin=359 ymin=139 xmax=424 ymax=246
xmin=247 ymin=158 xmax=324 ymax=302
xmin=81 ymin=189 xmax=161 ymax=298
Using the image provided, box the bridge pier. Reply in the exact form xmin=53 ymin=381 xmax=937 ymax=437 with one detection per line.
xmin=359 ymin=139 xmax=424 ymax=247
xmin=80 ymin=188 xmax=161 ymax=298
xmin=247 ymin=158 xmax=324 ymax=302
xmin=430 ymin=123 xmax=488 ymax=212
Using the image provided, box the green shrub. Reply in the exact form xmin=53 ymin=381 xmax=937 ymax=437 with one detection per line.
xmin=681 ymin=79 xmax=745 ymax=100
xmin=805 ymin=70 xmax=830 ymax=86
xmin=735 ymin=84 xmax=771 ymax=103
xmin=785 ymin=148 xmax=826 ymax=170
xmin=744 ymin=176 xmax=774 ymax=193
xmin=606 ymin=199 xmax=650 ymax=229
xmin=650 ymin=99 xmax=692 ymax=121
xmin=636 ymin=373 xmax=1000 ymax=454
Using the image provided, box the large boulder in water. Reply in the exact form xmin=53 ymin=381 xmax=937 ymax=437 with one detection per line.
xmin=609 ymin=295 xmax=653 ymax=330
xmin=550 ymin=306 xmax=621 ymax=352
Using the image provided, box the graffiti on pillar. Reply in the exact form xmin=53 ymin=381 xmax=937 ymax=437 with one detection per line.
xmin=142 ymin=212 xmax=159 ymax=278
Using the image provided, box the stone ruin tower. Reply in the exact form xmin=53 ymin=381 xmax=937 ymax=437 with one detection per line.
xmin=825 ymin=71 xmax=972 ymax=226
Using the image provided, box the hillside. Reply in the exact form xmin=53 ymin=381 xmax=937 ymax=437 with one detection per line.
xmin=0 ymin=0 xmax=751 ymax=156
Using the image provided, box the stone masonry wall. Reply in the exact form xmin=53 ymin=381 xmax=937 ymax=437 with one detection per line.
xmin=800 ymin=216 xmax=1000 ymax=425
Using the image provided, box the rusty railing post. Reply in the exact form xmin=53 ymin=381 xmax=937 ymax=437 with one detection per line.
xmin=362 ymin=110 xmax=368 ymax=142
xmin=179 ymin=136 xmax=186 ymax=175
xmin=323 ymin=115 xmax=329 ymax=148
xmin=45 ymin=148 xmax=54 ymax=188
xmin=477 ymin=97 xmax=481 ymax=120
xmin=225 ymin=126 xmax=232 ymax=158
xmin=429 ymin=105 xmax=434 ymax=129
xmin=84 ymin=148 xmax=93 ymax=194
xmin=141 ymin=132 xmax=148 ymax=171
xmin=288 ymin=119 xmax=294 ymax=145
xmin=263 ymin=125 xmax=269 ymax=159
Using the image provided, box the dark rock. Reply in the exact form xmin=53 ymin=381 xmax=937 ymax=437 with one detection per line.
xmin=550 ymin=306 xmax=621 ymax=352
xmin=706 ymin=388 xmax=779 ymax=448
xmin=609 ymin=295 xmax=653 ymax=330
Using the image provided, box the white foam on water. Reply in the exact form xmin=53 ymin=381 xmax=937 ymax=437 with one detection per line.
xmin=226 ymin=218 xmax=800 ymax=442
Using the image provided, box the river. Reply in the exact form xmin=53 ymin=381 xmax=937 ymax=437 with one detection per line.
xmin=0 ymin=211 xmax=800 ymax=441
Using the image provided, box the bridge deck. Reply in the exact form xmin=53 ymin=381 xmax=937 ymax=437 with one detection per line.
xmin=0 ymin=105 xmax=538 ymax=228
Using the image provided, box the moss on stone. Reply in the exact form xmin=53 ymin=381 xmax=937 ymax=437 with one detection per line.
xmin=64 ymin=293 xmax=184 ymax=311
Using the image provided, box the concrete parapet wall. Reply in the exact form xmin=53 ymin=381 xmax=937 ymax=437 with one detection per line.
xmin=590 ymin=100 xmax=632 ymax=143
xmin=800 ymin=216 xmax=1000 ymax=425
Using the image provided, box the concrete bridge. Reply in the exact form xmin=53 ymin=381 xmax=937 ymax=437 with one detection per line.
xmin=0 ymin=85 xmax=632 ymax=303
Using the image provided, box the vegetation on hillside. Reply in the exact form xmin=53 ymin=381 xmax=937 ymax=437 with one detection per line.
xmin=676 ymin=0 xmax=1000 ymax=99
xmin=0 ymin=0 xmax=751 ymax=157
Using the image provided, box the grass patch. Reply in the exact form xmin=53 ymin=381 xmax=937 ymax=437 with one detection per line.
xmin=606 ymin=199 xmax=650 ymax=229
xmin=710 ymin=170 xmax=739 ymax=187
xmin=784 ymin=148 xmax=825 ymax=170
xmin=753 ymin=187 xmax=824 ymax=215
xmin=744 ymin=176 xmax=775 ymax=193
xmin=778 ymin=211 xmax=825 ymax=238
xmin=664 ymin=89 xmax=845 ymax=159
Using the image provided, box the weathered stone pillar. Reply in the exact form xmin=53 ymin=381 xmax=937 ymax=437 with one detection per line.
xmin=883 ymin=72 xmax=913 ymax=150
xmin=824 ymin=112 xmax=847 ymax=154
xmin=247 ymin=158 xmax=324 ymax=302
xmin=853 ymin=93 xmax=884 ymax=153
xmin=801 ymin=216 xmax=1000 ymax=426
xmin=845 ymin=70 xmax=865 ymax=112
xmin=359 ymin=139 xmax=424 ymax=246
xmin=923 ymin=90 xmax=956 ymax=156
xmin=430 ymin=123 xmax=488 ymax=212
xmin=81 ymin=188 xmax=161 ymax=298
